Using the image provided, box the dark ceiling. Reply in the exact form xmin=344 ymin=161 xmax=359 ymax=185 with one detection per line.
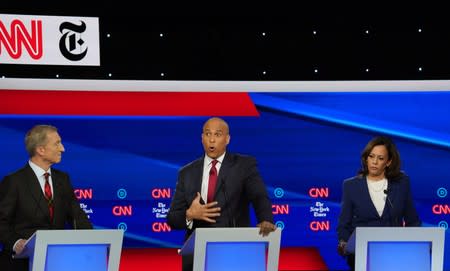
xmin=1 ymin=4 xmax=449 ymax=81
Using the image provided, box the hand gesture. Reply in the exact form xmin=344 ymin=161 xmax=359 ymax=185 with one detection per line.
xmin=186 ymin=192 xmax=221 ymax=223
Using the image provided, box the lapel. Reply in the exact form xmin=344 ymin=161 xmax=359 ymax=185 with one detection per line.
xmin=361 ymin=176 xmax=381 ymax=218
xmin=24 ymin=164 xmax=52 ymax=222
xmin=214 ymin=153 xmax=233 ymax=198
xmin=51 ymin=170 xmax=63 ymax=223
xmin=192 ymin=157 xmax=204 ymax=201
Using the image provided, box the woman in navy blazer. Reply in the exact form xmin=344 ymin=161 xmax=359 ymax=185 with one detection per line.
xmin=337 ymin=136 xmax=421 ymax=270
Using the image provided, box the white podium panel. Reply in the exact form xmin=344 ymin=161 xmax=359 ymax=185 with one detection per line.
xmin=180 ymin=227 xmax=281 ymax=271
xmin=355 ymin=227 xmax=445 ymax=271
xmin=16 ymin=229 xmax=124 ymax=271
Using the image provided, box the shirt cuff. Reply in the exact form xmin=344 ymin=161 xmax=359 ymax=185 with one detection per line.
xmin=186 ymin=219 xmax=193 ymax=229
xmin=12 ymin=239 xmax=21 ymax=257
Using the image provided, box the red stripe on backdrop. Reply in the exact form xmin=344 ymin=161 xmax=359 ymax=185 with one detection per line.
xmin=119 ymin=247 xmax=328 ymax=271
xmin=0 ymin=90 xmax=259 ymax=116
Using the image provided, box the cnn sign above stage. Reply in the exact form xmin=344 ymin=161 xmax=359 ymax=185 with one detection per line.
xmin=0 ymin=14 xmax=100 ymax=66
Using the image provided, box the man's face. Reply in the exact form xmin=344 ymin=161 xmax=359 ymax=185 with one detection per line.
xmin=39 ymin=131 xmax=65 ymax=165
xmin=202 ymin=119 xmax=230 ymax=159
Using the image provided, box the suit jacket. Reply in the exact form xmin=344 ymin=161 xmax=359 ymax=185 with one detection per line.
xmin=0 ymin=164 xmax=92 ymax=253
xmin=337 ymin=173 xmax=421 ymax=243
xmin=167 ymin=153 xmax=273 ymax=240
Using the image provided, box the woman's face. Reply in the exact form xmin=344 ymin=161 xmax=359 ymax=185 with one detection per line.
xmin=366 ymin=145 xmax=392 ymax=179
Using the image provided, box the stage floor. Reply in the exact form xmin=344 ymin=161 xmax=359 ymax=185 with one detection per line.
xmin=119 ymin=247 xmax=329 ymax=270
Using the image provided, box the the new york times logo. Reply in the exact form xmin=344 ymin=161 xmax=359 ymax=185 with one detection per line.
xmin=59 ymin=21 xmax=88 ymax=61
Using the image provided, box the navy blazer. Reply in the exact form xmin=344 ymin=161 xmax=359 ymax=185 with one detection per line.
xmin=167 ymin=152 xmax=273 ymax=240
xmin=337 ymin=173 xmax=421 ymax=242
xmin=0 ymin=164 xmax=92 ymax=252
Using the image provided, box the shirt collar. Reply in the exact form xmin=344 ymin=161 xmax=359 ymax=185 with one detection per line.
xmin=28 ymin=160 xmax=51 ymax=178
xmin=205 ymin=152 xmax=226 ymax=165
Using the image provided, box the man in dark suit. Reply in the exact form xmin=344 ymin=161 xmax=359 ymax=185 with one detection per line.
xmin=167 ymin=117 xmax=276 ymax=271
xmin=0 ymin=124 xmax=92 ymax=271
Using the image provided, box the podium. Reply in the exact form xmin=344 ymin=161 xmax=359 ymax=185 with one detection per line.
xmin=16 ymin=229 xmax=124 ymax=271
xmin=179 ymin=227 xmax=281 ymax=271
xmin=354 ymin=227 xmax=445 ymax=271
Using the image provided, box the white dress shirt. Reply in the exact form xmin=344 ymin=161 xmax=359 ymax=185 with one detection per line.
xmin=29 ymin=160 xmax=53 ymax=196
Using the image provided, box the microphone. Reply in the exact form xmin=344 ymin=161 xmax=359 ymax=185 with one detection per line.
xmin=220 ymin=178 xmax=235 ymax=228
xmin=384 ymin=188 xmax=397 ymax=226
xmin=383 ymin=188 xmax=393 ymax=208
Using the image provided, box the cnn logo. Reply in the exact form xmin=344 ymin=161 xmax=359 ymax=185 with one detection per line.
xmin=309 ymin=187 xmax=329 ymax=198
xmin=0 ymin=19 xmax=43 ymax=59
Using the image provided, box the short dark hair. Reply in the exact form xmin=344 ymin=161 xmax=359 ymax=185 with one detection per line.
xmin=358 ymin=136 xmax=403 ymax=180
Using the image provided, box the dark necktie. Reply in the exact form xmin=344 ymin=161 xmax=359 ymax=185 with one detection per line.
xmin=207 ymin=160 xmax=218 ymax=203
xmin=43 ymin=172 xmax=54 ymax=221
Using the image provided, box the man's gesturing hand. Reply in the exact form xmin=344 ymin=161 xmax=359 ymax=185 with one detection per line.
xmin=186 ymin=192 xmax=221 ymax=223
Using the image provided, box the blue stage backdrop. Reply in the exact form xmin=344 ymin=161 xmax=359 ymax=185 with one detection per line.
xmin=0 ymin=79 xmax=449 ymax=270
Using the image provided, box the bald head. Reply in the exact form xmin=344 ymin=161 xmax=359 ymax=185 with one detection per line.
xmin=202 ymin=117 xmax=230 ymax=159
xmin=203 ymin=117 xmax=229 ymax=134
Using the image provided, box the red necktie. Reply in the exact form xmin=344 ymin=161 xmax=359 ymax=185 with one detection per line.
xmin=43 ymin=172 xmax=54 ymax=221
xmin=207 ymin=160 xmax=218 ymax=203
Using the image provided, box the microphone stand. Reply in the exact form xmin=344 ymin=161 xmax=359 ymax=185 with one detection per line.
xmin=384 ymin=189 xmax=397 ymax=226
